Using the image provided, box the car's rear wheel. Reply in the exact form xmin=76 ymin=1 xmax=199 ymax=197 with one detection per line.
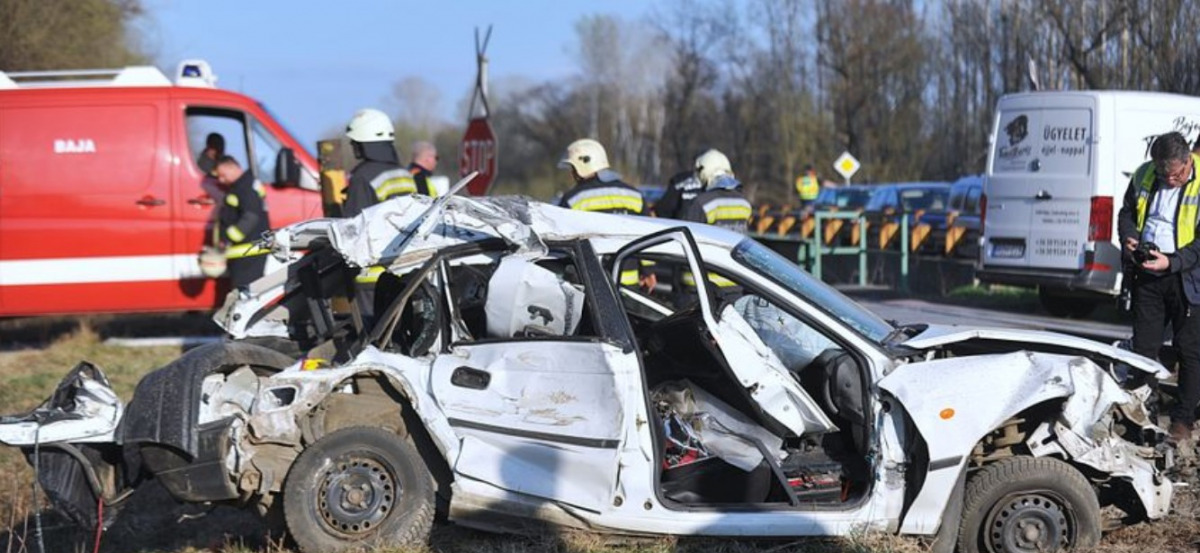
xmin=283 ymin=426 xmax=434 ymax=553
xmin=957 ymin=457 xmax=1100 ymax=553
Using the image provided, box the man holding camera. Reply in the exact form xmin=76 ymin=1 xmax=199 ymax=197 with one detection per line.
xmin=1118 ymin=131 xmax=1200 ymax=443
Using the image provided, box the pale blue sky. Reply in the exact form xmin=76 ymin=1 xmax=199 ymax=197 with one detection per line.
xmin=139 ymin=0 xmax=654 ymax=150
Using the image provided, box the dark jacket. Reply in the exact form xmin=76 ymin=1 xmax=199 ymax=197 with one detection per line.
xmin=408 ymin=162 xmax=436 ymax=196
xmin=656 ymin=170 xmax=704 ymax=220
xmin=558 ymin=173 xmax=645 ymax=215
xmin=219 ymin=169 xmax=270 ymax=247
xmin=1117 ymin=160 xmax=1200 ymax=304
xmin=344 ymin=141 xmax=402 ymax=217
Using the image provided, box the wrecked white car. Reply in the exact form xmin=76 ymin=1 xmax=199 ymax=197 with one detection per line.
xmin=0 ymin=191 xmax=1178 ymax=553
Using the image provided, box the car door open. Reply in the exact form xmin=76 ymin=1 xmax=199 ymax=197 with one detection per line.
xmin=611 ymin=228 xmax=836 ymax=438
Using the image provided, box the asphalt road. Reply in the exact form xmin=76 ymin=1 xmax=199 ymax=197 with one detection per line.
xmin=855 ymin=295 xmax=1131 ymax=343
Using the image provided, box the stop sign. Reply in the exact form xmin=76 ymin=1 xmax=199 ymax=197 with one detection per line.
xmin=459 ymin=117 xmax=497 ymax=196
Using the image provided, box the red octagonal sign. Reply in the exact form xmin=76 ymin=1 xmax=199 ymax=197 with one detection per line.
xmin=459 ymin=117 xmax=497 ymax=196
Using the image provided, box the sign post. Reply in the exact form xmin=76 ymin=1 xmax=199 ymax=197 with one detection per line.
xmin=833 ymin=151 xmax=861 ymax=185
xmin=459 ymin=26 xmax=497 ymax=196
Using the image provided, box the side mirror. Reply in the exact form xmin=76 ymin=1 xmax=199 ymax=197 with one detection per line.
xmin=275 ymin=148 xmax=300 ymax=187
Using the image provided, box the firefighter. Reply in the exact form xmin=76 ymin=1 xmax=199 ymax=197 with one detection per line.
xmin=557 ymin=138 xmax=645 ymax=215
xmin=408 ymin=140 xmax=440 ymax=197
xmin=342 ymin=108 xmax=416 ymax=217
xmin=558 ymin=138 xmax=646 ymax=287
xmin=677 ymin=149 xmax=750 ymax=301
xmin=685 ymin=149 xmax=753 ymax=233
xmin=214 ymin=156 xmax=271 ymax=289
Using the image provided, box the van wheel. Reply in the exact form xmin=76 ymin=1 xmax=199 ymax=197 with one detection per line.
xmin=1039 ymin=289 xmax=1097 ymax=318
xmin=956 ymin=457 xmax=1100 ymax=553
xmin=283 ymin=427 xmax=434 ymax=553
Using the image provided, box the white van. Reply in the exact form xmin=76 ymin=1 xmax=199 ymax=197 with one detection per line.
xmin=979 ymin=91 xmax=1200 ymax=316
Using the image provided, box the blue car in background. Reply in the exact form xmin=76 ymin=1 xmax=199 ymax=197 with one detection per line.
xmin=863 ymin=182 xmax=951 ymax=250
xmin=941 ymin=176 xmax=984 ymax=259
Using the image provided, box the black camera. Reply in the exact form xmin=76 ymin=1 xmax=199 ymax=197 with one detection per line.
xmin=1132 ymin=242 xmax=1160 ymax=264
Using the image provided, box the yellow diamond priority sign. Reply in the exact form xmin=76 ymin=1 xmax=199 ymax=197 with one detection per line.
xmin=833 ymin=151 xmax=861 ymax=182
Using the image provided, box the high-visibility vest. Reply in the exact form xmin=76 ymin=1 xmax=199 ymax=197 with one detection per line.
xmin=796 ymin=171 xmax=820 ymax=201
xmin=1133 ymin=153 xmax=1200 ymax=247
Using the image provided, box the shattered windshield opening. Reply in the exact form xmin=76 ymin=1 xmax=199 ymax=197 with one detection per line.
xmin=731 ymin=239 xmax=893 ymax=343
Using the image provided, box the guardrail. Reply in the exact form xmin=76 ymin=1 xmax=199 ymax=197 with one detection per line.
xmin=752 ymin=210 xmax=977 ymax=293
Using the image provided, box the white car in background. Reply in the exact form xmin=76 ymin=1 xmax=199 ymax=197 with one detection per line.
xmin=0 ymin=187 xmax=1178 ymax=553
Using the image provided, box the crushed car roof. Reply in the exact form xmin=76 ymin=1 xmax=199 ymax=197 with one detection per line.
xmin=269 ymin=194 xmax=746 ymax=271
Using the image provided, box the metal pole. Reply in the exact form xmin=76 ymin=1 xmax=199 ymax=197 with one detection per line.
xmin=814 ymin=213 xmax=824 ymax=281
xmin=900 ymin=214 xmax=910 ymax=293
xmin=858 ymin=213 xmax=867 ymax=287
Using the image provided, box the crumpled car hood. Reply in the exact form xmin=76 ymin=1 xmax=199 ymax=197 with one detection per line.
xmin=902 ymin=324 xmax=1169 ymax=379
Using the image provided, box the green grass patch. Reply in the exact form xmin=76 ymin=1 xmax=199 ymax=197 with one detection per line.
xmin=943 ymin=284 xmax=1039 ymax=308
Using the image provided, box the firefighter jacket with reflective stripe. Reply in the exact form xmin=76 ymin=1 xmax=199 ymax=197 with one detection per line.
xmin=408 ymin=163 xmax=440 ymax=197
xmin=559 ymin=176 xmax=645 ymax=215
xmin=344 ymin=142 xmax=404 ymax=217
xmin=1118 ymin=153 xmax=1200 ymax=304
xmin=685 ymin=189 xmax=753 ymax=233
xmin=560 ymin=175 xmax=644 ymax=284
xmin=219 ymin=170 xmax=270 ymax=258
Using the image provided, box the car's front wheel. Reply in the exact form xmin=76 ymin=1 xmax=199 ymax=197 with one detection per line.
xmin=956 ymin=457 xmax=1101 ymax=553
xmin=282 ymin=426 xmax=434 ymax=553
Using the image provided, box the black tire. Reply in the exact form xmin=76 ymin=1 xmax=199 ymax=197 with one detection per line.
xmin=283 ymin=426 xmax=434 ymax=553
xmin=957 ymin=457 xmax=1101 ymax=553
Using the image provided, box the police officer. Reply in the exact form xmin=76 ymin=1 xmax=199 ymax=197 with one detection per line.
xmin=1118 ymin=131 xmax=1200 ymax=443
xmin=685 ymin=149 xmax=753 ymax=233
xmin=343 ymin=108 xmax=416 ymax=217
xmin=408 ymin=141 xmax=440 ymax=197
xmin=214 ymin=156 xmax=270 ymax=289
xmin=656 ymin=168 xmax=704 ymax=220
xmin=557 ymin=138 xmax=645 ymax=215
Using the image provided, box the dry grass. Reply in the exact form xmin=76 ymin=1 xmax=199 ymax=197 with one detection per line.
xmin=0 ymin=322 xmax=1197 ymax=552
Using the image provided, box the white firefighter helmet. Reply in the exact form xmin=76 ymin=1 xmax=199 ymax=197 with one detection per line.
xmin=695 ymin=149 xmax=733 ymax=186
xmin=345 ymin=108 xmax=395 ymax=143
xmin=558 ymin=138 xmax=610 ymax=178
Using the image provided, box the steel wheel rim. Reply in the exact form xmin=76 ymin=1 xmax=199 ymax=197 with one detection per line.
xmin=315 ymin=453 xmax=400 ymax=537
xmin=985 ymin=491 xmax=1073 ymax=553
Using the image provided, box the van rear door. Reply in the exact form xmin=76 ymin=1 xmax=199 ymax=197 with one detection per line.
xmin=984 ymin=95 xmax=1095 ymax=272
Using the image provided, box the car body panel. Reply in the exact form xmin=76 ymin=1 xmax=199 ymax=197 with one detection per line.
xmin=432 ymin=340 xmax=630 ymax=511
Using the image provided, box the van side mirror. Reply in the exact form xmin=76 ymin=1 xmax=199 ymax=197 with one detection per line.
xmin=275 ymin=148 xmax=300 ymax=187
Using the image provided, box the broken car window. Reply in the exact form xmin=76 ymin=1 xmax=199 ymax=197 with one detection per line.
xmin=733 ymin=294 xmax=837 ymax=372
xmin=731 ymin=239 xmax=893 ymax=343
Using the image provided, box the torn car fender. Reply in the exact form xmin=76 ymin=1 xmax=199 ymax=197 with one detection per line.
xmin=255 ymin=347 xmax=460 ymax=462
xmin=902 ymin=325 xmax=1170 ymax=380
xmin=880 ymin=351 xmax=1076 ymax=534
